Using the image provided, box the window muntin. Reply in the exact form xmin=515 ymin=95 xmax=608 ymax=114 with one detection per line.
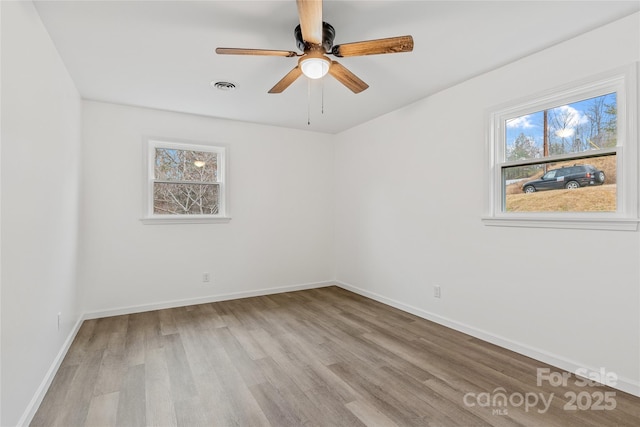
xmin=485 ymin=65 xmax=638 ymax=230
xmin=143 ymin=139 xmax=229 ymax=223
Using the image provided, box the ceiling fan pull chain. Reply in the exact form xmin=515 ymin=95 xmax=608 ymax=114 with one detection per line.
xmin=307 ymin=79 xmax=311 ymax=125
xmin=321 ymin=79 xmax=324 ymax=115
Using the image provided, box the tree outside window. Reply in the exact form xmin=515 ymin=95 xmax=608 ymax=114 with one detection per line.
xmin=154 ymin=148 xmax=220 ymax=215
xmin=143 ymin=139 xmax=229 ymax=223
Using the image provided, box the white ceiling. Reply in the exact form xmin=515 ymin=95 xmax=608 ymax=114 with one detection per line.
xmin=34 ymin=1 xmax=640 ymax=134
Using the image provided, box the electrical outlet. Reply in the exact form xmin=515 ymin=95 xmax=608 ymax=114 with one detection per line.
xmin=57 ymin=312 xmax=62 ymax=331
xmin=434 ymin=286 xmax=441 ymax=298
xmin=202 ymin=272 xmax=211 ymax=283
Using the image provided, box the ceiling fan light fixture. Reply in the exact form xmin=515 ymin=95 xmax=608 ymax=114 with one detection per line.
xmin=300 ymin=57 xmax=331 ymax=79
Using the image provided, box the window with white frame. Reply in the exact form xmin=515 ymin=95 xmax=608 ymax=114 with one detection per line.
xmin=142 ymin=139 xmax=230 ymax=224
xmin=484 ymin=65 xmax=638 ymax=230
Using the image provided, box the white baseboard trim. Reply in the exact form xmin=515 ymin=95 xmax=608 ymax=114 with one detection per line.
xmin=84 ymin=280 xmax=335 ymax=320
xmin=17 ymin=314 xmax=85 ymax=427
xmin=335 ymin=280 xmax=640 ymax=398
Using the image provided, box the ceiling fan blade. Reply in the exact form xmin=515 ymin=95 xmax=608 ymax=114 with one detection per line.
xmin=268 ymin=66 xmax=303 ymax=93
xmin=216 ymin=48 xmax=298 ymax=57
xmin=328 ymin=61 xmax=368 ymax=94
xmin=331 ymin=35 xmax=414 ymax=57
xmin=296 ymin=0 xmax=323 ymax=45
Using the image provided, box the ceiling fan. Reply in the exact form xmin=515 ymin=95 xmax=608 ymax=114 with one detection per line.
xmin=216 ymin=0 xmax=414 ymax=94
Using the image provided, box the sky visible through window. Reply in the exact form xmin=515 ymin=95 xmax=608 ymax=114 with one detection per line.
xmin=505 ymin=93 xmax=617 ymax=162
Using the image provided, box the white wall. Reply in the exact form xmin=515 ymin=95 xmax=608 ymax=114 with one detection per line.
xmin=80 ymin=101 xmax=334 ymax=315
xmin=334 ymin=13 xmax=640 ymax=393
xmin=0 ymin=2 xmax=83 ymax=426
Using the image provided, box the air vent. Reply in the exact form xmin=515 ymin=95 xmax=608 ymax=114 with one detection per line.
xmin=211 ymin=81 xmax=237 ymax=91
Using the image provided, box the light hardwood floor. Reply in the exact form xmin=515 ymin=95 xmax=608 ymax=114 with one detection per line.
xmin=32 ymin=286 xmax=640 ymax=426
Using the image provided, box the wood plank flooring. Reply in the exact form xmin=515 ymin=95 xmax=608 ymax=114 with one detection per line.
xmin=31 ymin=286 xmax=640 ymax=426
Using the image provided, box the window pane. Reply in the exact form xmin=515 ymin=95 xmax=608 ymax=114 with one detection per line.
xmin=155 ymin=148 xmax=218 ymax=182
xmin=506 ymin=111 xmax=544 ymax=161
xmin=153 ymin=183 xmax=219 ymax=215
xmin=505 ymin=92 xmax=616 ymax=161
xmin=548 ymin=93 xmax=617 ymax=154
xmin=503 ymin=155 xmax=616 ymax=212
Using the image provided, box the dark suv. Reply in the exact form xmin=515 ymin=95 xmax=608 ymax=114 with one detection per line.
xmin=522 ymin=164 xmax=605 ymax=193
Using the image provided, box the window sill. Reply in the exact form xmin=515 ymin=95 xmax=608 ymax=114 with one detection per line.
xmin=141 ymin=216 xmax=232 ymax=225
xmin=482 ymin=216 xmax=638 ymax=231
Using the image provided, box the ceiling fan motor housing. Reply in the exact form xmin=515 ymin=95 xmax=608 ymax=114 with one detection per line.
xmin=295 ymin=22 xmax=335 ymax=52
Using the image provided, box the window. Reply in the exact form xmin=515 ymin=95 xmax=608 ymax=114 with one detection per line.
xmin=484 ymin=65 xmax=638 ymax=230
xmin=142 ymin=139 xmax=230 ymax=224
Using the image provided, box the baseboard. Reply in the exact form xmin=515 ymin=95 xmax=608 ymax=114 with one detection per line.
xmin=17 ymin=314 xmax=85 ymax=427
xmin=335 ymin=280 xmax=640 ymax=398
xmin=84 ymin=280 xmax=335 ymax=320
